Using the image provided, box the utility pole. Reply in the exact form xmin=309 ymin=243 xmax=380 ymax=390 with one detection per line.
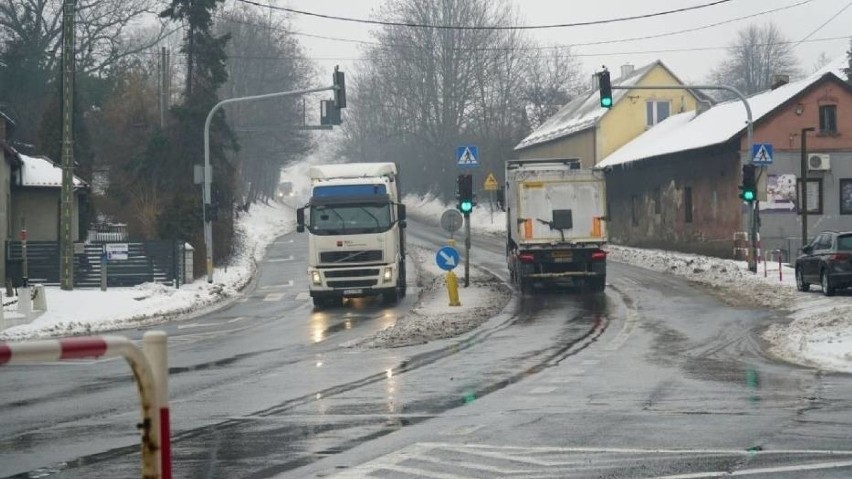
xmin=801 ymin=127 xmax=815 ymax=249
xmin=59 ymin=0 xmax=77 ymax=290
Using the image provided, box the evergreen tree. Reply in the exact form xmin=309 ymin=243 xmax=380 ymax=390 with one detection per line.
xmin=159 ymin=0 xmax=238 ymax=273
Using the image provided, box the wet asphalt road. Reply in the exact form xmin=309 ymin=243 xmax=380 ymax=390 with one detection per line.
xmin=1 ymin=219 xmax=851 ymax=478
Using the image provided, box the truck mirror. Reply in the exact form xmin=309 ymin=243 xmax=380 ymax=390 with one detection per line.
xmin=398 ymin=204 xmax=406 ymax=220
xmin=296 ymin=208 xmax=305 ymax=233
xmin=400 ymin=220 xmax=407 ymax=229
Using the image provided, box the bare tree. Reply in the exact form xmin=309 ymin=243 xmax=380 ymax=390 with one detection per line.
xmin=216 ymin=7 xmax=315 ymax=206
xmin=521 ymin=46 xmax=583 ymax=129
xmin=0 ymin=0 xmax=170 ymax=75
xmin=708 ymin=22 xmax=801 ymax=97
xmin=812 ymin=51 xmax=832 ymax=73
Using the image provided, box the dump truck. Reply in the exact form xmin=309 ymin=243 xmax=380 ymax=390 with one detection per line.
xmin=505 ymin=159 xmax=608 ymax=293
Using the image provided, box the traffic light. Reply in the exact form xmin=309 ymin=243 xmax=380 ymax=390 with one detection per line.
xmin=739 ymin=164 xmax=757 ymax=202
xmin=320 ymin=100 xmax=341 ymax=125
xmin=598 ymin=69 xmax=613 ymax=108
xmin=333 ymin=66 xmax=346 ymax=109
xmin=457 ymin=174 xmax=473 ymax=214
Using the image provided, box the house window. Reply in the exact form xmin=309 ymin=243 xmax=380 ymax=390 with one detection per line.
xmin=653 ymin=187 xmax=661 ymax=215
xmin=684 ymin=187 xmax=693 ymax=223
xmin=819 ymin=105 xmax=837 ymax=134
xmin=840 ymin=179 xmax=852 ymax=215
xmin=631 ymin=195 xmax=639 ymax=226
xmin=646 ymin=100 xmax=671 ymax=127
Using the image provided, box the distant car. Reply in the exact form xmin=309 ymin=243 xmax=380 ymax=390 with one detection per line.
xmin=795 ymin=231 xmax=852 ymax=296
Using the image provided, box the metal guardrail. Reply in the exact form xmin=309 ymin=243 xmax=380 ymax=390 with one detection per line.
xmin=0 ymin=332 xmax=171 ymax=478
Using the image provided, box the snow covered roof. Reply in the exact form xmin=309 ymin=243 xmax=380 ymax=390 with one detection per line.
xmin=599 ymin=60 xmax=851 ymax=168
xmin=19 ymin=154 xmax=87 ymax=188
xmin=515 ymin=61 xmax=670 ymax=151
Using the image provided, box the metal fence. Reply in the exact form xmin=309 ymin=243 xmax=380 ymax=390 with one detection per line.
xmin=6 ymin=240 xmax=186 ymax=288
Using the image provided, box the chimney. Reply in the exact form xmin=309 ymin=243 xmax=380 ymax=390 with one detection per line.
xmin=771 ymin=74 xmax=790 ymax=90
xmin=620 ymin=64 xmax=635 ymax=79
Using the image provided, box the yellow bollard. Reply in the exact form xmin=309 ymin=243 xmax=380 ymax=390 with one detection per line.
xmin=446 ymin=271 xmax=461 ymax=306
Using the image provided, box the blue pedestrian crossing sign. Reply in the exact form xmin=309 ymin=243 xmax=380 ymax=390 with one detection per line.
xmin=456 ymin=145 xmax=479 ymax=169
xmin=751 ymin=143 xmax=773 ymax=165
xmin=436 ymin=246 xmax=460 ymax=271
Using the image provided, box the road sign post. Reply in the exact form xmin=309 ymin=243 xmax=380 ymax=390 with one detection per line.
xmin=435 ymin=246 xmax=461 ymax=306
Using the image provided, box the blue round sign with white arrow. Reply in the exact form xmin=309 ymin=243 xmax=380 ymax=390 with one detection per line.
xmin=435 ymin=246 xmax=460 ymax=271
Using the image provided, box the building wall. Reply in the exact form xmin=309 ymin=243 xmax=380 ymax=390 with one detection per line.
xmin=606 ymin=143 xmax=742 ymax=258
xmin=749 ymin=77 xmax=852 ymax=259
xmin=11 ymin=189 xmax=81 ymax=241
xmin=516 ymin=129 xmax=596 ymax=168
xmin=598 ymin=65 xmax=702 ymax=163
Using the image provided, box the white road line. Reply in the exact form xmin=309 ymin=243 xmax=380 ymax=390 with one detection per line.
xmin=295 ymin=292 xmax=310 ymax=301
xmin=177 ymin=322 xmax=217 ymax=330
xmin=605 ymin=289 xmax=639 ymax=351
xmin=268 ymin=256 xmax=294 ymax=263
xmin=424 ymin=442 xmax=852 ymax=456
xmin=227 ymin=316 xmax=247 ymax=323
xmin=528 ymin=386 xmax=557 ymax=394
xmin=411 ymin=455 xmax=539 ymax=475
xmin=651 ymin=460 xmax=852 ymax=478
xmin=263 ymin=293 xmax=285 ymax=302
xmin=363 ymin=465 xmax=475 ymax=479
xmin=261 ymin=280 xmax=294 ymax=290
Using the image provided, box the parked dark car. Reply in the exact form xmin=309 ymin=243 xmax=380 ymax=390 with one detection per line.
xmin=795 ymin=231 xmax=852 ymax=296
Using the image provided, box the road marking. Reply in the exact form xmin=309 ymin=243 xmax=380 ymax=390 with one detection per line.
xmin=440 ymin=425 xmax=484 ymax=436
xmin=263 ymin=293 xmax=285 ymax=302
xmin=528 ymin=386 xmax=557 ymax=394
xmin=177 ymin=322 xmax=217 ymax=330
xmin=268 ymin=256 xmax=294 ymax=263
xmin=605 ymin=287 xmax=639 ymax=351
xmin=261 ymin=280 xmax=294 ymax=290
xmin=295 ymin=292 xmax=310 ymax=301
xmin=650 ymin=460 xmax=852 ymax=478
xmin=227 ymin=316 xmax=247 ymax=323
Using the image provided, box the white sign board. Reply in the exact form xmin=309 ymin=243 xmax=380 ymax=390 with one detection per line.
xmin=105 ymin=243 xmax=129 ymax=261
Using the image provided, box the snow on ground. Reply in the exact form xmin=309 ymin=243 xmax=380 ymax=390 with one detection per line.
xmin=2 ymin=167 xmax=850 ymax=374
xmin=359 ymin=245 xmax=511 ymax=348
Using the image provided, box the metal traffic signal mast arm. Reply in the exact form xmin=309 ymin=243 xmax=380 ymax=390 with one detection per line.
xmin=202 ymin=69 xmax=345 ymax=283
xmin=606 ymin=80 xmax=759 ymax=272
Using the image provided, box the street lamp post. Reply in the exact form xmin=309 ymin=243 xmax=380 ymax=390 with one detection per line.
xmin=202 ymin=84 xmax=338 ymax=283
xmin=801 ymin=127 xmax=816 ymax=249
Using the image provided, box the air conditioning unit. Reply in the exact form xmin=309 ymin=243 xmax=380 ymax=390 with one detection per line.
xmin=808 ymin=153 xmax=830 ymax=171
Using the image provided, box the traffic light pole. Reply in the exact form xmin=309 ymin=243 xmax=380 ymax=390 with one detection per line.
xmin=609 ymin=84 xmax=756 ymax=272
xmin=203 ymin=83 xmax=338 ymax=283
xmin=464 ymin=213 xmax=471 ymax=287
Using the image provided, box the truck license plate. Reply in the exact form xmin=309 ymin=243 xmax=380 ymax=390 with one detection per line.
xmin=552 ymin=251 xmax=573 ymax=262
xmin=343 ymin=289 xmax=363 ymax=295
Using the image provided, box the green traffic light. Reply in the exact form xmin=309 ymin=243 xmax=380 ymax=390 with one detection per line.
xmin=601 ymin=97 xmax=613 ymax=108
xmin=460 ymin=200 xmax=473 ymax=213
xmin=743 ymin=190 xmax=755 ymax=201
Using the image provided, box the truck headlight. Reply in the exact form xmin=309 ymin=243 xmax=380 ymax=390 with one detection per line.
xmin=311 ymin=270 xmax=322 ymax=285
xmin=383 ymin=266 xmax=393 ymax=283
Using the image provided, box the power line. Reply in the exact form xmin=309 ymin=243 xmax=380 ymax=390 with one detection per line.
xmin=235 ymin=0 xmax=734 ymax=31
xmin=796 ymin=0 xmax=852 ymax=45
xmin=216 ymin=0 xmax=813 ymax=53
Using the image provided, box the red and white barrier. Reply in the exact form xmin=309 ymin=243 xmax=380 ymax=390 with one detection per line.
xmin=0 ymin=332 xmax=169 ymax=479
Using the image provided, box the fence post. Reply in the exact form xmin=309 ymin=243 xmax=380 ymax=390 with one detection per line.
xmin=100 ymin=246 xmax=108 ymax=291
xmin=143 ymin=331 xmax=170 ymax=478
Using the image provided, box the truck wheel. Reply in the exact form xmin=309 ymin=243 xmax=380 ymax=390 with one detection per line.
xmin=398 ymin=262 xmax=407 ymax=298
xmin=383 ymin=290 xmax=399 ymax=305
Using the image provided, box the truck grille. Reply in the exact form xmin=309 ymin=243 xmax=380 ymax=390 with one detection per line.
xmin=324 ymin=269 xmax=380 ymax=278
xmin=320 ymin=250 xmax=383 ymax=263
xmin=327 ymin=279 xmax=378 ymax=288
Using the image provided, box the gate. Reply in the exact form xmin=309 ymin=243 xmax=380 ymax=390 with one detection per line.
xmin=6 ymin=240 xmax=186 ymax=288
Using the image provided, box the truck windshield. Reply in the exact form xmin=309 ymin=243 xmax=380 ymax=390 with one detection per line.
xmin=310 ymin=203 xmax=393 ymax=235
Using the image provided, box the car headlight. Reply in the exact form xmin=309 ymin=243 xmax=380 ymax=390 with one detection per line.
xmin=311 ymin=270 xmax=322 ymax=285
xmin=383 ymin=266 xmax=393 ymax=283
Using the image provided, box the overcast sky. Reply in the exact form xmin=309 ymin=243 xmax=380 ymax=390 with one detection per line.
xmin=262 ymin=0 xmax=851 ymax=84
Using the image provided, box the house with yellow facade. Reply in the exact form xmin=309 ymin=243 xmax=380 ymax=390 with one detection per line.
xmin=514 ymin=61 xmax=708 ymax=167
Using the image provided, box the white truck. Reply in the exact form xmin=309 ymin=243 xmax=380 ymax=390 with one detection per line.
xmin=505 ymin=159 xmax=608 ymax=293
xmin=296 ymin=163 xmax=407 ymax=308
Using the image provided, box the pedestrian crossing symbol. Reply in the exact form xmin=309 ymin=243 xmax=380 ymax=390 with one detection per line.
xmin=751 ymin=143 xmax=773 ymax=165
xmin=456 ymin=145 xmax=479 ymax=169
